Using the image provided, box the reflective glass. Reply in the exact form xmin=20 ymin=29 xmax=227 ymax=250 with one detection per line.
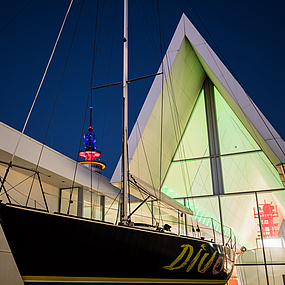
xmin=174 ymin=88 xmax=209 ymax=160
xmin=60 ymin=188 xmax=78 ymax=216
xmin=182 ymin=196 xmax=221 ymax=243
xmin=214 ymin=87 xmax=260 ymax=155
xmin=256 ymin=192 xmax=285 ymax=248
xmin=221 ymin=152 xmax=283 ymax=193
xmin=82 ymin=189 xmax=100 ymax=219
xmin=104 ymin=196 xmax=119 ymax=223
xmin=163 ymin=158 xmax=212 ymax=197
xmin=221 ymin=193 xmax=257 ymax=251
xmin=268 ymin=265 xmax=285 ymax=285
xmin=236 ymin=265 xmax=267 ymax=285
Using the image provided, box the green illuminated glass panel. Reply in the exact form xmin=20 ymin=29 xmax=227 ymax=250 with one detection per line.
xmin=214 ymin=87 xmax=260 ymax=155
xmin=222 ymin=152 xmax=284 ymax=193
xmin=163 ymin=158 xmax=212 ymax=197
xmin=174 ymin=88 xmax=209 ymax=160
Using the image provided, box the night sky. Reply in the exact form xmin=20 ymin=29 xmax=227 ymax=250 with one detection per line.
xmin=0 ymin=0 xmax=284 ymax=179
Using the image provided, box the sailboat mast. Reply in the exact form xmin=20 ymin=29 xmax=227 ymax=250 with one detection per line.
xmin=122 ymin=0 xmax=128 ymax=224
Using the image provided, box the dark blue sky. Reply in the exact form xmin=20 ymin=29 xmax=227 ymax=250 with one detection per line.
xmin=0 ymin=0 xmax=284 ymax=179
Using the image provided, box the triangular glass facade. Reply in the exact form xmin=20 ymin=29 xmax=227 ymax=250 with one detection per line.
xmin=162 ymin=81 xmax=284 ymax=199
xmin=161 ymin=77 xmax=284 ymax=250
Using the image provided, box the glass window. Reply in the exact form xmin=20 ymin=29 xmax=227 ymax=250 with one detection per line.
xmin=174 ymin=88 xmax=209 ymax=160
xmin=221 ymin=152 xmax=283 ymax=193
xmin=181 ymin=196 xmax=222 ymax=244
xmin=214 ymin=87 xmax=260 ymax=155
xmin=60 ymin=188 xmax=78 ymax=216
xmin=221 ymin=193 xmax=257 ymax=251
xmin=82 ymin=188 xmax=100 ymax=220
xmin=104 ymin=196 xmax=119 ymax=224
xmin=235 ymin=265 xmax=267 ymax=285
xmin=163 ymin=158 xmax=212 ymax=197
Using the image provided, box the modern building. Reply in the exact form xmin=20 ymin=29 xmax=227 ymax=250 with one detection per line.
xmin=0 ymin=13 xmax=284 ymax=285
xmin=110 ymin=14 xmax=285 ymax=285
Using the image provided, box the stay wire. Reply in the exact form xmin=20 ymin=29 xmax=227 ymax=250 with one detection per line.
xmin=156 ymin=0 xmax=165 ymax=226
xmin=89 ymin=0 xmax=102 ymax=92
xmin=100 ymin=0 xmax=120 ymax=156
xmin=32 ymin=0 xmax=84 ymax=188
xmin=127 ymin=0 xmax=166 ymax=225
xmin=89 ymin=0 xmax=101 ymax=219
xmin=0 ymin=0 xmax=33 ymax=34
xmin=129 ymin=0 xmax=165 ymax=224
xmin=1 ymin=173 xmax=45 ymax=208
xmin=183 ymin=0 xmax=285 ymax=159
xmin=133 ymin=0 xmax=160 ymax=62
xmin=154 ymin=12 xmax=196 ymax=217
xmin=6 ymin=0 xmax=75 ymax=208
xmin=68 ymin=0 xmax=103 ymax=214
xmin=10 ymin=0 xmax=74 ymax=166
xmin=24 ymin=0 xmax=84 ymax=209
xmin=103 ymin=190 xmax=121 ymax=222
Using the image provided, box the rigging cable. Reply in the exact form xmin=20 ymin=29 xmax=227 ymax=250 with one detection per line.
xmin=156 ymin=0 xmax=165 ymax=226
xmin=130 ymin=0 xmax=167 ymax=225
xmin=158 ymin=0 xmax=197 ymax=222
xmin=84 ymin=0 xmax=122 ymax=166
xmin=89 ymin=0 xmax=101 ymax=220
xmin=0 ymin=0 xmax=75 ymax=207
xmin=68 ymin=0 xmax=105 ymax=215
xmin=31 ymin=0 xmax=85 ymax=210
xmin=0 ymin=0 xmax=33 ymax=34
xmin=182 ymin=0 xmax=285 ymax=160
xmin=133 ymin=1 xmax=161 ymax=62
xmin=0 ymin=173 xmax=43 ymax=207
xmin=128 ymin=0 xmax=186 ymax=226
xmin=11 ymin=0 xmax=74 ymax=165
xmin=128 ymin=0 xmax=163 ymax=222
xmin=100 ymin=0 xmax=120 ymax=156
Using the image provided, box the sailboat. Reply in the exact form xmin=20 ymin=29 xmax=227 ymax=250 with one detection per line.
xmin=0 ymin=1 xmax=235 ymax=284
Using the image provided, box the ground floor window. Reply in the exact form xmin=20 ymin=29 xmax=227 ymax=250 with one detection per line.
xmin=59 ymin=187 xmax=105 ymax=221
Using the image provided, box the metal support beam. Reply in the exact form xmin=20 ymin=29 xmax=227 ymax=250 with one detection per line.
xmin=184 ymin=199 xmax=188 ymax=236
xmin=204 ymin=77 xmax=225 ymax=245
xmin=77 ymin=187 xmax=83 ymax=217
xmin=255 ymin=192 xmax=270 ymax=285
xmin=100 ymin=195 xmax=105 ymax=221
xmin=36 ymin=172 xmax=49 ymax=212
xmin=204 ymin=78 xmax=224 ymax=195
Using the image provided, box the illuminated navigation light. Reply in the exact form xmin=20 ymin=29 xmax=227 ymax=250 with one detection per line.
xmin=79 ymin=150 xmax=101 ymax=161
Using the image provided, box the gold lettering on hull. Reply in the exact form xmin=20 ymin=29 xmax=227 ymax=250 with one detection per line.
xmin=163 ymin=244 xmax=223 ymax=275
